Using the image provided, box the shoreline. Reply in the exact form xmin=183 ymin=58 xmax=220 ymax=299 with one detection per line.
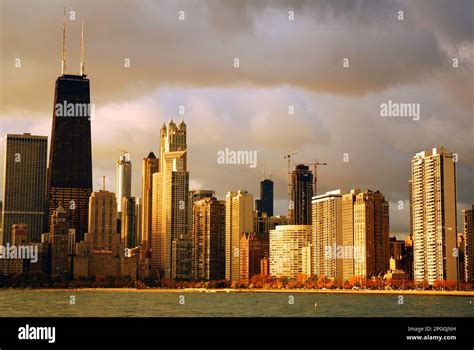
xmin=4 ymin=288 xmax=472 ymax=297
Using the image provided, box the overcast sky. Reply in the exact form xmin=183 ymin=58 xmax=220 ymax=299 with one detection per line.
xmin=1 ymin=0 xmax=473 ymax=237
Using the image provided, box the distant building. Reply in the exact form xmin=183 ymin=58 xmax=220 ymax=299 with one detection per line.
xmin=225 ymin=190 xmax=253 ymax=281
xmin=2 ymin=133 xmax=47 ymax=244
xmin=463 ymin=205 xmax=474 ymax=283
xmin=45 ymin=73 xmax=93 ymax=243
xmin=121 ymin=197 xmax=139 ymax=248
xmin=312 ymin=190 xmax=343 ymax=279
xmin=255 ymin=178 xmax=273 ymax=216
xmin=341 ymin=189 xmax=389 ymax=280
xmin=141 ymin=152 xmax=158 ymax=251
xmin=116 ymin=153 xmax=132 ymax=216
xmin=411 ymin=148 xmax=458 ymax=285
xmin=289 ymin=165 xmax=313 ymax=225
xmin=239 ymin=232 xmax=269 ymax=283
xmin=172 ymin=237 xmax=192 ymax=280
xmin=74 ymin=188 xmax=137 ymax=280
xmin=269 ymin=225 xmax=311 ymax=279
xmin=253 ymin=212 xmax=288 ymax=238
xmin=192 ymin=197 xmax=225 ymax=281
xmin=151 ymin=120 xmax=189 ymax=279
xmin=50 ymin=204 xmax=74 ymax=278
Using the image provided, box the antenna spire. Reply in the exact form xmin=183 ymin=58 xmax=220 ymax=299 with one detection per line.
xmin=80 ymin=19 xmax=85 ymax=75
xmin=61 ymin=7 xmax=66 ymax=75
xmin=102 ymin=176 xmax=106 ymax=191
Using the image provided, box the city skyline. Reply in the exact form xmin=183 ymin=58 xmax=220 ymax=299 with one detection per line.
xmin=1 ymin=0 xmax=473 ymax=237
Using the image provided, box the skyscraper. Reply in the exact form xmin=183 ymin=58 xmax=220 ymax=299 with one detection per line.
xmin=121 ymin=197 xmax=138 ymax=248
xmin=240 ymin=232 xmax=269 ymax=282
xmin=151 ymin=120 xmax=189 ymax=279
xmin=411 ymin=147 xmax=458 ymax=285
xmin=188 ymin=189 xmax=215 ymax=238
xmin=463 ymin=205 xmax=473 ymax=283
xmin=341 ymin=189 xmax=359 ymax=281
xmin=45 ymin=20 xmax=92 ymax=242
xmin=269 ymin=225 xmax=312 ymax=279
xmin=353 ymin=190 xmax=389 ymax=278
xmin=50 ymin=204 xmax=74 ymax=278
xmin=141 ymin=152 xmax=158 ymax=250
xmin=289 ymin=164 xmax=313 ymax=225
xmin=192 ymin=197 xmax=225 ymax=281
xmin=256 ymin=178 xmax=273 ymax=216
xmin=116 ymin=153 xmax=132 ymax=215
xmin=312 ymin=190 xmax=343 ymax=279
xmin=2 ymin=133 xmax=47 ymax=244
xmin=225 ymin=190 xmax=253 ymax=281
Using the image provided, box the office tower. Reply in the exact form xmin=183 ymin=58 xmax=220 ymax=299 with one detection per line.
xmin=312 ymin=190 xmax=343 ymax=279
xmin=239 ymin=232 xmax=269 ymax=283
xmin=188 ymin=189 xmax=215 ymax=237
xmin=141 ymin=152 xmax=158 ymax=250
xmin=225 ymin=190 xmax=253 ymax=281
xmin=2 ymin=133 xmax=47 ymax=244
xmin=253 ymin=212 xmax=288 ymax=238
xmin=289 ymin=164 xmax=313 ymax=225
xmin=353 ymin=190 xmax=389 ymax=278
xmin=74 ymin=188 xmax=121 ymax=279
xmin=88 ymin=189 xmax=119 ymax=252
xmin=151 ymin=120 xmax=189 ymax=279
xmin=172 ymin=237 xmax=192 ymax=280
xmin=411 ymin=147 xmax=458 ymax=285
xmin=50 ymin=204 xmax=73 ymax=278
xmin=256 ymin=178 xmax=273 ymax=216
xmin=116 ymin=153 xmax=132 ymax=215
xmin=121 ymin=197 xmax=138 ymax=248
xmin=192 ymin=197 xmax=225 ymax=281
xmin=269 ymin=225 xmax=312 ymax=279
xmin=463 ymin=205 xmax=474 ymax=283
xmin=45 ymin=26 xmax=93 ymax=242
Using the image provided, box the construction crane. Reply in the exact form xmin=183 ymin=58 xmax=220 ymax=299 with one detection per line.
xmin=303 ymin=159 xmax=327 ymax=196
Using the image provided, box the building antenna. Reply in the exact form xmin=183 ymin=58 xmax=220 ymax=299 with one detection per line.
xmin=80 ymin=19 xmax=85 ymax=75
xmin=102 ymin=176 xmax=106 ymax=191
xmin=61 ymin=7 xmax=66 ymax=75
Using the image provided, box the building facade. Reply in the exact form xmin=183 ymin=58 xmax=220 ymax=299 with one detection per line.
xmin=269 ymin=225 xmax=311 ymax=279
xmin=2 ymin=133 xmax=47 ymax=244
xmin=225 ymin=190 xmax=253 ymax=281
xmin=289 ymin=164 xmax=313 ymax=225
xmin=411 ymin=148 xmax=458 ymax=285
xmin=463 ymin=205 xmax=474 ymax=283
xmin=192 ymin=197 xmax=225 ymax=281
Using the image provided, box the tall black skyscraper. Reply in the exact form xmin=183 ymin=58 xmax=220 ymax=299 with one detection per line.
xmin=289 ymin=164 xmax=313 ymax=225
xmin=45 ymin=15 xmax=92 ymax=242
xmin=256 ymin=179 xmax=273 ymax=216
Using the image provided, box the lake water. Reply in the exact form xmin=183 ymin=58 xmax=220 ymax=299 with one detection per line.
xmin=0 ymin=290 xmax=472 ymax=317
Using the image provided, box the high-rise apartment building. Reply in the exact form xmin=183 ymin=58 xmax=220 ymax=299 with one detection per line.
xmin=463 ymin=205 xmax=474 ymax=283
xmin=225 ymin=190 xmax=253 ymax=281
xmin=341 ymin=189 xmax=389 ymax=280
xmin=2 ymin=134 xmax=47 ymax=244
xmin=189 ymin=189 xmax=215 ymax=239
xmin=289 ymin=164 xmax=313 ymax=225
xmin=192 ymin=197 xmax=225 ymax=281
xmin=312 ymin=190 xmax=343 ymax=279
xmin=151 ymin=120 xmax=189 ymax=279
xmin=411 ymin=147 xmax=458 ymax=285
xmin=269 ymin=225 xmax=311 ymax=279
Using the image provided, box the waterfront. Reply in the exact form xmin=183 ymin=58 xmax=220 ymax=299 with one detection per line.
xmin=0 ymin=289 xmax=472 ymax=317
